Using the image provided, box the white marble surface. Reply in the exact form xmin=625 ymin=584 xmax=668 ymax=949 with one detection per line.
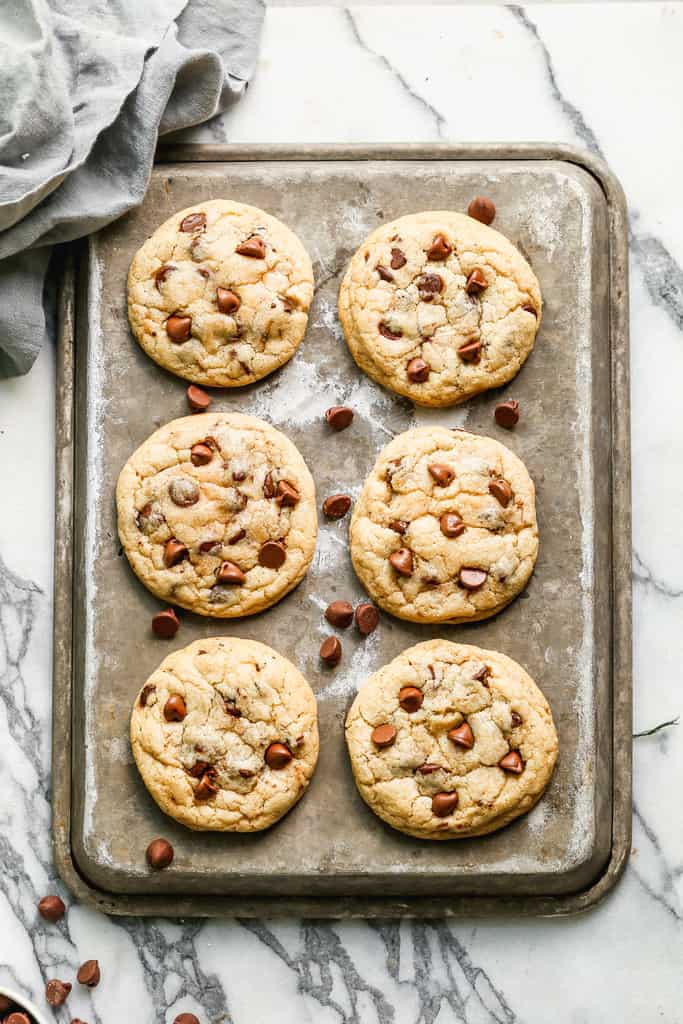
xmin=1 ymin=3 xmax=682 ymax=1021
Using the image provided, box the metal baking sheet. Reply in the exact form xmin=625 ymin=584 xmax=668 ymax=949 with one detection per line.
xmin=53 ymin=143 xmax=631 ymax=917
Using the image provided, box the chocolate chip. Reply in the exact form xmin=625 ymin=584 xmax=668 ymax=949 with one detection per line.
xmin=499 ymin=750 xmax=524 ymax=774
xmin=379 ymin=321 xmax=402 ymax=340
xmin=164 ymin=539 xmax=189 ymax=567
xmin=263 ymin=471 xmax=276 ymax=498
xmin=228 ymin=529 xmax=246 ymax=545
xmin=259 ymin=540 xmax=286 ymax=569
xmin=216 ymin=287 xmax=240 ymax=314
xmin=390 ymin=247 xmax=407 ymax=269
xmin=224 ymin=701 xmax=241 ymax=719
xmin=180 ymin=212 xmax=206 ymax=232
xmin=77 ymin=960 xmax=100 ymax=988
xmin=428 ymin=462 xmax=455 ymax=486
xmin=215 ymin=561 xmax=245 ymax=585
xmin=417 ymin=273 xmax=443 ymax=297
xmin=325 ymin=406 xmax=354 ymax=431
xmin=398 ymin=686 xmax=423 ymax=713
xmin=276 ymin=480 xmax=299 ymax=507
xmin=467 ymin=196 xmax=496 ymax=225
xmin=440 ymin=513 xmax=465 ymax=538
xmin=265 ymin=742 xmax=293 ymax=769
xmin=169 ymin=477 xmax=199 ymax=506
xmin=511 ymin=711 xmax=523 ymax=727
xmin=154 ymin=264 xmax=175 ymax=289
xmin=195 ymin=773 xmax=218 ymax=800
xmin=320 ymin=636 xmax=342 ymax=666
xmin=406 ymin=357 xmax=430 ymax=382
xmin=38 ymin=894 xmax=66 ymax=922
xmin=389 ymin=548 xmax=413 ymax=576
xmin=389 ymin=520 xmax=408 ymax=535
xmin=189 ymin=761 xmax=215 ymax=778
xmin=151 ymin=608 xmax=180 ymax=639
xmin=7 ymin=1013 xmax=31 ymax=1024
xmin=417 ymin=763 xmax=442 ymax=775
xmin=458 ymin=338 xmax=482 ymax=362
xmin=427 ymin=234 xmax=452 ymax=260
xmin=139 ymin=684 xmax=156 ymax=707
xmin=459 ymin=567 xmax=487 ymax=590
xmin=325 ymin=600 xmax=354 ymax=628
xmin=166 ymin=314 xmax=192 ymax=342
xmin=322 ymin=493 xmax=352 ymax=519
xmin=371 ymin=724 xmax=397 ymax=748
xmin=494 ymin=400 xmax=519 ymax=429
xmin=472 ymin=664 xmax=490 ymax=682
xmin=174 ymin=1015 xmax=200 ymax=1024
xmin=190 ymin=443 xmax=213 ymax=467
xmin=186 ymin=384 xmax=211 ymax=412
xmin=164 ymin=695 xmax=186 ymax=722
xmin=448 ymin=722 xmax=474 ymax=749
xmin=376 ymin=264 xmax=393 ymax=282
xmin=146 ymin=838 xmax=174 ymax=869
xmin=465 ymin=268 xmax=488 ymax=294
xmin=45 ymin=980 xmax=71 ymax=1006
xmin=522 ymin=304 xmax=537 ymax=317
xmin=236 ymin=236 xmax=266 ymax=258
xmin=199 ymin=540 xmax=221 ymax=554
xmin=431 ymin=791 xmax=459 ymax=817
xmin=351 ymin=605 xmax=378 ymax=640
xmin=489 ymin=478 xmax=512 ymax=507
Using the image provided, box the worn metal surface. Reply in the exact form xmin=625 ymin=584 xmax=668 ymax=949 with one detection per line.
xmin=53 ymin=143 xmax=631 ymax=917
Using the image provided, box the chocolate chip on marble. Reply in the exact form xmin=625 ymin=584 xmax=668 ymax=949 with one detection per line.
xmin=154 ymin=264 xmax=175 ymax=289
xmin=263 ymin=471 xmax=276 ymax=499
xmin=180 ymin=212 xmax=207 ymax=232
xmin=77 ymin=960 xmax=100 ymax=988
xmin=459 ymin=567 xmax=487 ymax=590
xmin=325 ymin=600 xmax=354 ymax=628
xmin=489 ymin=478 xmax=512 ymax=507
xmin=164 ymin=539 xmax=189 ymax=567
xmin=467 ymin=196 xmax=496 ymax=225
xmin=494 ymin=399 xmax=520 ymax=429
xmin=194 ymin=773 xmax=218 ymax=800
xmin=166 ymin=314 xmax=192 ymax=342
xmin=440 ymin=513 xmax=465 ymax=538
xmin=465 ymin=268 xmax=488 ymax=294
xmin=389 ymin=548 xmax=413 ymax=576
xmin=320 ymin=636 xmax=342 ymax=666
xmin=379 ymin=321 xmax=402 ymax=340
xmin=499 ymin=750 xmax=524 ymax=774
xmin=164 ymin=695 xmax=186 ymax=722
xmin=427 ymin=234 xmax=452 ymax=260
xmin=431 ymin=791 xmax=459 ymax=817
xmin=406 ymin=357 xmax=430 ymax=382
xmin=398 ymin=686 xmax=423 ymax=713
xmin=355 ymin=602 xmax=379 ymax=635
xmin=448 ymin=722 xmax=474 ymax=749
xmin=376 ymin=264 xmax=393 ymax=282
xmin=458 ymin=338 xmax=482 ymax=362
xmin=325 ymin=405 xmax=354 ymax=431
xmin=215 ymin=561 xmax=245 ymax=585
xmin=371 ymin=724 xmax=397 ymax=748
xmin=322 ymin=493 xmax=352 ymax=519
xmin=216 ymin=287 xmax=241 ymax=314
xmin=259 ymin=540 xmax=286 ymax=569
xmin=390 ymin=247 xmax=407 ymax=269
xmin=169 ymin=477 xmax=199 ymax=507
xmin=152 ymin=608 xmax=180 ymax=638
xmin=186 ymin=384 xmax=212 ymax=412
xmin=45 ymin=980 xmax=71 ymax=1007
xmin=428 ymin=462 xmax=455 ymax=486
xmin=265 ymin=742 xmax=293 ymax=769
xmin=139 ymin=684 xmax=156 ymax=707
xmin=389 ymin=520 xmax=408 ymax=535
xmin=236 ymin=236 xmax=266 ymax=258
xmin=276 ymin=480 xmax=300 ymax=507
xmin=38 ymin=894 xmax=66 ymax=922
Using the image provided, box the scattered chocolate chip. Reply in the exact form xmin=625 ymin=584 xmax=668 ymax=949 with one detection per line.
xmin=417 ymin=763 xmax=442 ymax=775
xmin=215 ymin=561 xmax=245 ymax=585
xmin=320 ymin=636 xmax=342 ymax=666
xmin=38 ymin=894 xmax=66 ymax=922
xmin=406 ymin=357 xmax=430 ymax=382
xmin=216 ymin=287 xmax=241 ymax=314
xmin=448 ymin=722 xmax=474 ymax=749
xmin=164 ymin=539 xmax=189 ymax=567
xmin=465 ymin=268 xmax=488 ymax=294
xmin=467 ymin=196 xmax=496 ymax=225
xmin=164 ymin=695 xmax=186 ymax=722
xmin=259 ymin=540 xmax=286 ymax=569
xmin=154 ymin=264 xmax=175 ymax=289
xmin=174 ymin=1015 xmax=200 ymax=1024
xmin=511 ymin=711 xmax=523 ymax=727
xmin=139 ymin=684 xmax=156 ymax=707
xmin=322 ymin=493 xmax=352 ymax=519
xmin=195 ymin=773 xmax=218 ymax=800
xmin=166 ymin=314 xmax=192 ymax=342
xmin=472 ymin=664 xmax=490 ymax=682
xmin=489 ymin=478 xmax=512 ymax=507
xmin=146 ymin=837 xmax=174 ymax=869
xmin=376 ymin=264 xmax=393 ymax=282
xmin=389 ymin=520 xmax=408 ymax=535
xmin=169 ymin=477 xmax=200 ymax=507
xmin=7 ymin=1013 xmax=31 ymax=1024
xmin=325 ymin=406 xmax=354 ymax=431
xmin=379 ymin=321 xmax=402 ymax=340
xmin=371 ymin=724 xmax=397 ymax=748
xmin=417 ymin=273 xmax=444 ymax=297
xmin=428 ymin=462 xmax=455 ymax=486
xmin=77 ymin=960 xmax=100 ymax=988
xmin=458 ymin=338 xmax=482 ymax=362
xmin=427 ymin=234 xmax=452 ymax=260
xmin=432 ymin=792 xmax=459 ymax=817
xmin=459 ymin=567 xmax=487 ymax=590
xmin=439 ymin=513 xmax=465 ymax=538
xmin=190 ymin=442 xmax=213 ymax=467
xmin=499 ymin=750 xmax=524 ymax=774
xmin=180 ymin=212 xmax=207 ymax=233
xmin=325 ymin=600 xmax=354 ymax=628
xmin=390 ymin=247 xmax=407 ymax=269
xmin=228 ymin=529 xmax=246 ymax=545
xmin=398 ymin=686 xmax=423 ymax=713
xmin=45 ymin=980 xmax=71 ymax=1007
xmin=152 ymin=608 xmax=180 ymax=638
xmin=276 ymin=480 xmax=300 ymax=507
xmin=265 ymin=742 xmax=293 ymax=769
xmin=186 ymin=384 xmax=211 ymax=412
xmin=236 ymin=236 xmax=266 ymax=258
xmin=355 ymin=602 xmax=379 ymax=635
xmin=494 ymin=400 xmax=520 ymax=429
xmin=389 ymin=548 xmax=413 ymax=576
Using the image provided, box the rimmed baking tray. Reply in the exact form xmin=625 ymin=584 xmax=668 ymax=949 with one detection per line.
xmin=53 ymin=143 xmax=631 ymax=917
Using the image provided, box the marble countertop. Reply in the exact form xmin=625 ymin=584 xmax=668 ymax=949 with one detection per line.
xmin=1 ymin=3 xmax=682 ymax=1021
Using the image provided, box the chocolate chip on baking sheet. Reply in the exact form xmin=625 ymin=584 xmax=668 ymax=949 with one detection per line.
xmin=465 ymin=268 xmax=488 ymax=294
xmin=355 ymin=602 xmax=379 ymax=635
xmin=398 ymin=686 xmax=423 ymax=713
xmin=166 ymin=314 xmax=192 ymax=342
xmin=459 ymin=567 xmax=487 ymax=590
xmin=389 ymin=548 xmax=413 ymax=576
xmin=325 ymin=405 xmax=354 ymax=431
xmin=190 ymin=443 xmax=213 ymax=467
xmin=448 ymin=722 xmax=475 ymax=749
xmin=467 ymin=196 xmax=496 ymax=225
xmin=440 ymin=513 xmax=465 ymax=538
xmin=494 ymin=399 xmax=520 ymax=429
xmin=146 ymin=838 xmax=174 ymax=869
xmin=499 ymin=750 xmax=524 ymax=774
xmin=325 ymin=600 xmax=354 ymax=628
xmin=38 ymin=894 xmax=66 ymax=922
xmin=216 ymin=287 xmax=241 ymax=314
xmin=426 ymin=234 xmax=452 ymax=260
xmin=265 ymin=742 xmax=293 ymax=769
xmin=180 ymin=212 xmax=206 ymax=233
xmin=45 ymin=980 xmax=71 ymax=1007
xmin=186 ymin=384 xmax=212 ymax=412
xmin=428 ymin=462 xmax=455 ymax=486
xmin=164 ymin=539 xmax=189 ymax=567
xmin=215 ymin=561 xmax=246 ymax=585
xmin=164 ymin=695 xmax=187 ymax=722
xmin=77 ymin=960 xmax=100 ymax=988
xmin=320 ymin=636 xmax=342 ymax=666
xmin=489 ymin=478 xmax=512 ymax=507
xmin=322 ymin=493 xmax=352 ymax=519
xmin=371 ymin=724 xmax=397 ymax=748
xmin=406 ymin=357 xmax=430 ymax=382
xmin=259 ymin=540 xmax=287 ymax=569
xmin=152 ymin=608 xmax=180 ymax=638
xmin=235 ymin=236 xmax=266 ymax=258
xmin=431 ymin=791 xmax=459 ymax=817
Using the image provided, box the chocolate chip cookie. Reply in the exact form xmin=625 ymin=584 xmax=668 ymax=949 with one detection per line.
xmin=349 ymin=427 xmax=538 ymax=623
xmin=338 ymin=210 xmax=541 ymax=406
xmin=128 ymin=200 xmax=314 ymax=386
xmin=131 ymin=637 xmax=319 ymax=831
xmin=116 ymin=413 xmax=317 ymax=617
xmin=345 ymin=640 xmax=558 ymax=839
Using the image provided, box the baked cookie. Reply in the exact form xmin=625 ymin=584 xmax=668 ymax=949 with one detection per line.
xmin=116 ymin=413 xmax=317 ymax=617
xmin=345 ymin=640 xmax=558 ymax=839
xmin=128 ymin=199 xmax=314 ymax=386
xmin=339 ymin=210 xmax=541 ymax=406
xmin=131 ymin=637 xmax=319 ymax=831
xmin=349 ymin=427 xmax=538 ymax=623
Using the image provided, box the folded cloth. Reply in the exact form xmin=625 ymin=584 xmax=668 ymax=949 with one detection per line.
xmin=0 ymin=0 xmax=264 ymax=377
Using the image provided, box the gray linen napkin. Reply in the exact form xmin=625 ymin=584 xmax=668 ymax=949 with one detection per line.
xmin=0 ymin=0 xmax=264 ymax=377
